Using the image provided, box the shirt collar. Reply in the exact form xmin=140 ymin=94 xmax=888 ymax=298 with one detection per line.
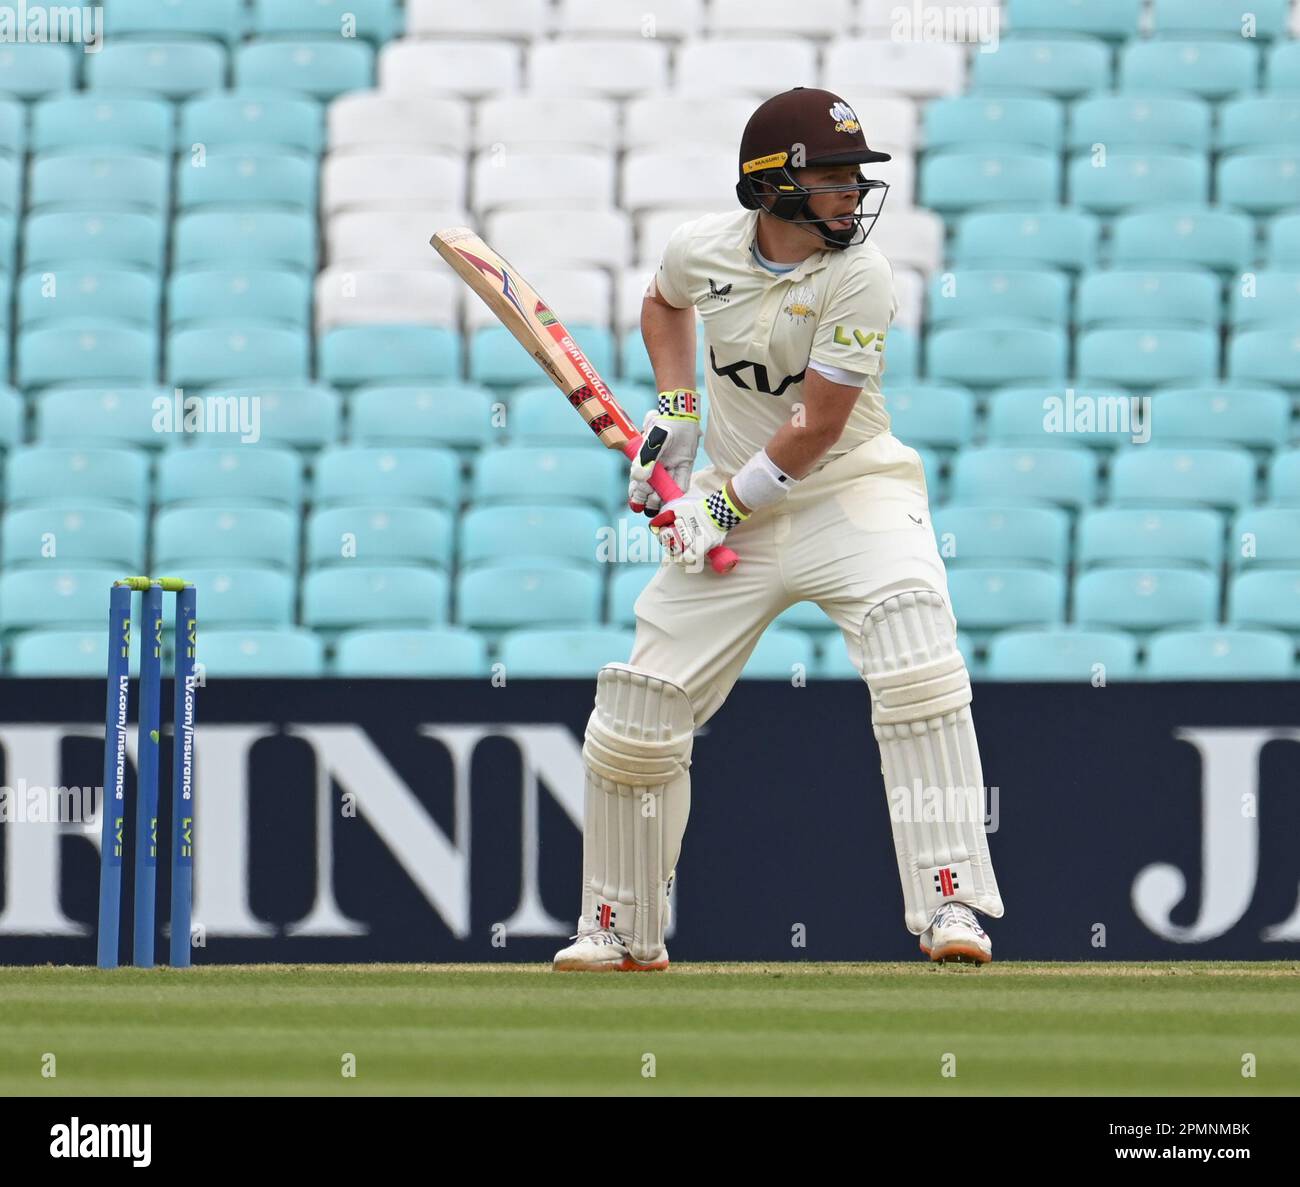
xmin=735 ymin=211 xmax=832 ymax=281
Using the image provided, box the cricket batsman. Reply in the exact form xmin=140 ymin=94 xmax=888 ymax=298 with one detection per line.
xmin=553 ymin=87 xmax=1004 ymax=971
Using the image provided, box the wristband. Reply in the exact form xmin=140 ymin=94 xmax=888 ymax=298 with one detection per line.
xmin=704 ymin=486 xmax=748 ymax=532
xmin=656 ymin=388 xmax=700 ymax=421
xmin=729 ymin=448 xmax=799 ymax=513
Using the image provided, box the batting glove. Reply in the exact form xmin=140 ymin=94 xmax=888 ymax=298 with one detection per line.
xmin=650 ymin=487 xmax=748 ymax=568
xmin=628 ymin=389 xmax=702 ymax=516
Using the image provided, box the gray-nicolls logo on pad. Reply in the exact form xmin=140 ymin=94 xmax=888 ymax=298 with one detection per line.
xmin=49 ymin=1117 xmax=152 ymax=1167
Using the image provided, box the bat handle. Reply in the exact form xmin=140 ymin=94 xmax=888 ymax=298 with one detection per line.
xmin=623 ymin=437 xmax=740 ymax=574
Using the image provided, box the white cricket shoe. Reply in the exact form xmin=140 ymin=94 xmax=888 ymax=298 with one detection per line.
xmin=918 ymin=902 xmax=992 ymax=964
xmin=552 ymin=927 xmax=669 ymax=972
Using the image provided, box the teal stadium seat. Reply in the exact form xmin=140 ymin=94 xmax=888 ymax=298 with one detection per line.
xmin=1005 ymin=0 xmax=1141 ymax=38
xmin=0 ymin=45 xmax=78 ymax=99
xmin=1232 ymin=507 xmax=1300 ymax=568
xmin=0 ymin=97 xmax=22 ymax=152
xmin=319 ymin=326 xmax=461 ymax=386
xmin=1266 ymin=40 xmax=1300 ymax=89
xmin=0 ymin=385 xmax=21 ymax=449
xmin=1075 ymin=270 xmax=1219 ymax=330
xmin=1069 ymin=150 xmax=1208 ymax=214
xmin=24 ymin=214 xmax=164 ymax=280
xmin=1110 ymin=208 xmax=1254 ymax=274
xmin=153 ymin=507 xmax=299 ymax=571
xmin=250 ymin=0 xmax=398 ymax=44
xmin=498 ymin=627 xmax=635 ymax=677
xmin=233 ymin=40 xmax=373 ymax=101
xmin=103 ymin=0 xmax=244 ymax=44
xmin=508 ymin=384 xmax=600 ymax=445
xmin=1218 ymin=97 xmax=1300 ymax=150
xmin=933 ymin=504 xmax=1071 ymax=567
xmin=621 ymin=329 xmax=706 ymax=385
xmin=1068 ymin=96 xmax=1211 ymax=151
xmin=1267 ymin=449 xmax=1300 ymax=502
xmin=985 ymin=628 xmax=1139 ymax=681
xmin=1 ymin=506 xmax=144 ymax=570
xmin=1148 ymin=387 xmax=1290 ymax=450
xmin=173 ymin=210 xmax=317 ymax=272
xmin=313 ymin=447 xmax=462 ymax=508
xmin=332 ymin=628 xmax=488 ymax=677
xmin=1229 ymin=570 xmax=1300 ymax=633
xmin=920 ymin=150 xmax=1061 ymax=215
xmin=0 ymin=567 xmax=121 ymax=631
xmin=0 ymin=212 xmax=13 ymax=272
xmin=86 ymin=41 xmax=228 ymax=101
xmin=194 ymin=628 xmax=325 ymax=678
xmin=470 ymin=324 xmax=613 ymax=386
xmin=29 ymin=151 xmax=168 ymax=213
xmin=878 ymin=326 xmax=918 ymax=384
xmin=6 ymin=446 xmax=149 ymax=508
xmin=926 ymin=269 xmax=1069 ymax=326
xmin=1077 ymin=507 xmax=1223 ymax=569
xmin=884 ymin=384 xmax=974 ymax=450
xmin=460 ymin=503 xmax=606 ymax=569
xmin=19 ymin=320 xmax=156 ymax=387
xmin=20 ymin=269 xmax=162 ymax=328
xmin=1108 ymin=447 xmax=1256 ymax=510
xmin=456 ymin=564 xmax=602 ymax=630
xmin=951 ymin=446 xmax=1098 ymax=508
xmin=180 ymin=92 xmax=324 ymax=154
xmin=473 ymin=446 xmax=619 ymax=510
xmin=947 ymin=567 xmax=1066 ymax=631
xmin=166 ymin=326 xmax=310 ymax=387
xmin=1218 ymin=148 xmax=1300 ymax=215
xmin=739 ymin=629 xmax=816 ymax=679
xmin=926 ymin=326 xmax=1067 ymax=388
xmin=185 ymin=567 xmax=295 ymax=626
xmin=350 ymin=383 xmax=496 ymax=449
xmin=175 ymin=150 xmax=317 ymax=211
xmin=302 ymin=565 xmax=449 ymax=628
xmin=32 ymin=95 xmax=173 ymax=153
xmin=1076 ymin=328 xmax=1217 ymax=389
xmin=1228 ymin=328 xmax=1300 ymax=389
xmin=305 ymin=506 xmax=454 ymax=568
xmin=1074 ymin=568 xmax=1219 ymax=631
xmin=922 ymin=95 xmax=1064 ymax=151
xmin=157 ymin=447 xmax=303 ymax=509
xmin=1145 ymin=628 xmax=1294 ymax=679
xmin=188 ymin=384 xmax=341 ymax=450
xmin=970 ymin=37 xmax=1111 ymax=97
xmin=1153 ymin=0 xmax=1289 ymax=38
xmin=0 ymin=154 xmax=18 ymax=212
xmin=1228 ymin=272 xmax=1300 ymax=328
xmin=9 ymin=628 xmax=141 ymax=677
xmin=1119 ymin=40 xmax=1259 ymax=100
xmin=168 ymin=269 xmax=312 ymax=330
xmin=953 ymin=208 xmax=1100 ymax=271
xmin=985 ymin=384 xmax=1139 ymax=449
xmin=35 ymin=386 xmax=167 ymax=448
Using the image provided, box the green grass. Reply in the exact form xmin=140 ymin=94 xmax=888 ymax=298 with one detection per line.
xmin=2 ymin=963 xmax=1298 ymax=1095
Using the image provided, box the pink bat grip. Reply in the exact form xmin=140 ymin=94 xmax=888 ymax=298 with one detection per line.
xmin=623 ymin=436 xmax=739 ymax=574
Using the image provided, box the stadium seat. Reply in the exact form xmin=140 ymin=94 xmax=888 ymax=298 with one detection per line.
xmin=456 ymin=564 xmax=603 ymax=630
xmin=20 ymin=268 xmax=161 ymax=329
xmin=302 ymin=566 xmax=450 ymax=629
xmin=305 ymin=506 xmax=454 ymax=569
xmin=679 ymin=37 xmax=818 ymax=98
xmin=951 ymin=447 xmax=1098 ymax=508
xmin=739 ymin=629 xmax=816 ymax=679
xmin=985 ymin=627 xmax=1139 ymax=681
xmin=1218 ymin=96 xmax=1300 ymax=151
xmin=1232 ymin=507 xmax=1300 ymax=569
xmin=184 ymin=567 xmax=295 ymax=627
xmin=250 ymin=0 xmax=398 ymax=44
xmin=157 ymin=448 xmax=303 ymax=509
xmin=1077 ymin=508 xmax=1223 ymax=570
xmin=1147 ymin=388 xmax=1290 ymax=450
xmin=470 ymin=325 xmax=614 ymax=388
xmin=1228 ymin=328 xmax=1300 ymax=389
xmin=498 ymin=628 xmax=636 ymax=677
xmin=87 ymin=41 xmax=227 ymax=101
xmin=923 ymin=95 xmax=1064 ymax=151
xmin=234 ymin=40 xmax=374 ymax=100
xmin=1218 ymin=148 xmax=1300 ymax=216
xmin=460 ymin=503 xmax=606 ymax=569
xmin=1228 ymin=272 xmax=1300 ymax=329
xmin=970 ymin=36 xmax=1111 ymax=97
xmin=1074 ymin=568 xmax=1219 ymax=631
xmin=1229 ymin=570 xmax=1300 ymax=632
xmin=1153 ymin=0 xmax=1290 ymax=38
xmin=34 ymin=387 xmax=165 ymax=448
xmin=378 ymin=39 xmax=522 ymax=99
xmin=175 ymin=150 xmax=316 ymax=212
xmin=173 ymin=210 xmax=317 ymax=273
xmin=184 ymin=383 xmax=340 ymax=451
xmin=29 ymin=151 xmax=169 ymax=213
xmin=1109 ymin=208 xmax=1254 ymax=274
xmin=1068 ymin=95 xmax=1211 ymax=151
xmin=350 ymin=384 xmax=496 ymax=450
xmin=1 ymin=506 xmax=144 ymax=570
xmin=153 ymin=507 xmax=299 ymax=572
xmin=166 ymin=326 xmax=310 ymax=388
xmin=883 ymin=385 xmax=975 ymax=450
xmin=19 ymin=320 xmax=156 ymax=387
xmin=180 ymin=92 xmax=325 ymax=155
xmin=0 ymin=45 xmax=78 ymax=100
xmin=1119 ymin=39 xmax=1258 ymax=100
xmin=1076 ymin=328 xmax=1217 ymax=389
xmin=0 ymin=385 xmax=22 ymax=449
xmin=0 ymin=97 xmax=23 ymax=153
xmin=318 ymin=326 xmax=461 ymax=387
xmin=927 ymin=326 xmax=1067 ymax=388
xmin=607 ymin=564 xmax=658 ymax=627
xmin=313 ymin=447 xmax=462 ymax=509
xmin=1145 ymin=628 xmax=1294 ymax=680
xmin=1265 ymin=40 xmax=1300 ymax=90
xmin=984 ymin=384 xmax=1142 ymax=449
xmin=5 ymin=447 xmax=149 ymax=509
xmin=9 ymin=628 xmax=142 ymax=677
xmin=1068 ymin=150 xmax=1209 ymax=215
xmin=0 ymin=567 xmax=121 ymax=631
xmin=332 ymin=627 xmax=489 ymax=677
xmin=952 ymin=208 xmax=1101 ymax=271
xmin=1075 ymin=270 xmax=1220 ymax=330
xmin=32 ymin=94 xmax=172 ymax=153
xmin=946 ymin=567 xmax=1067 ymax=631
xmin=104 ymin=0 xmax=243 ymax=43
xmin=472 ymin=447 xmax=619 ymax=511
xmin=920 ymin=150 xmax=1061 ymax=215
xmin=926 ymin=269 xmax=1069 ymax=326
xmin=197 ymin=628 xmax=326 ymax=678
xmin=1269 ymin=450 xmax=1300 ymax=503
xmin=1108 ymin=447 xmax=1257 ymax=511
xmin=933 ymin=505 xmax=1071 ymax=568
xmin=168 ymin=269 xmax=312 ymax=330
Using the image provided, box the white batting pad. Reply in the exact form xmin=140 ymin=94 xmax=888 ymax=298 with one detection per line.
xmin=581 ymin=663 xmax=694 ymax=963
xmin=862 ymin=589 xmax=1004 ymax=934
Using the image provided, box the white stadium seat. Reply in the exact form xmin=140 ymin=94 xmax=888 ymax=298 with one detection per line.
xmin=472 ymin=149 xmax=615 ymax=214
xmin=624 ymin=96 xmax=753 ymax=149
xmin=328 ymin=93 xmax=471 ymax=154
xmin=405 ymin=0 xmax=549 ymax=40
xmin=474 ymin=97 xmax=618 ymax=151
xmin=314 ymin=269 xmax=459 ymax=332
xmin=321 ymin=152 xmax=466 ymax=216
xmin=635 ymin=208 xmax=718 ymax=268
xmin=865 ymin=150 xmax=916 ymax=207
xmin=855 ymin=0 xmax=1002 ymax=40
xmin=824 ymin=39 xmax=968 ymax=99
xmin=892 ymin=266 xmax=925 ymax=330
xmin=527 ymin=40 xmax=669 ymax=98
xmin=484 ymin=209 xmax=632 ymax=269
xmin=864 ymin=207 xmax=945 ymax=275
xmin=557 ymin=0 xmax=703 ymax=40
xmin=378 ymin=39 xmax=522 ymax=97
xmin=622 ymin=150 xmax=738 ymax=212
xmin=326 ymin=210 xmax=473 ymax=269
xmin=840 ymin=94 xmax=920 ymax=149
xmin=461 ymin=267 xmax=612 ymax=331
xmin=675 ymin=38 xmax=819 ymax=97
xmin=708 ymin=0 xmax=853 ymax=38
xmin=615 ymin=266 xmax=656 ymax=332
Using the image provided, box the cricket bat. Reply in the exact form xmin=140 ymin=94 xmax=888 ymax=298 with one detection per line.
xmin=431 ymin=226 xmax=739 ymax=574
